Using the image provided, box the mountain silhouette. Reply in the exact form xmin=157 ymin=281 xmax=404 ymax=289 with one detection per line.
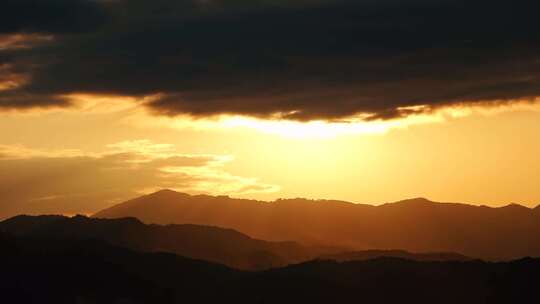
xmin=0 ymin=234 xmax=236 ymax=303
xmin=2 ymin=233 xmax=540 ymax=304
xmin=0 ymin=214 xmax=331 ymax=270
xmin=319 ymin=249 xmax=471 ymax=262
xmin=94 ymin=189 xmax=540 ymax=260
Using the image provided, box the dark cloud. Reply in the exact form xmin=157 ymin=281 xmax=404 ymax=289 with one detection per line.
xmin=0 ymin=0 xmax=109 ymax=34
xmin=0 ymin=91 xmax=70 ymax=109
xmin=1 ymin=0 xmax=540 ymax=120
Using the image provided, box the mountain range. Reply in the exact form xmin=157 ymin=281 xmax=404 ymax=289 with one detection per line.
xmin=94 ymin=189 xmax=540 ymax=260
xmin=0 ymin=214 xmax=470 ymax=270
xmin=0 ymin=214 xmax=326 ymax=270
xmin=3 ymin=190 xmax=540 ymax=303
xmin=2 ymin=233 xmax=539 ymax=304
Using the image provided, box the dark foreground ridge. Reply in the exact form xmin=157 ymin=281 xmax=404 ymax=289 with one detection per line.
xmin=0 ymin=214 xmax=329 ymax=270
xmin=320 ymin=249 xmax=471 ymax=262
xmin=0 ymin=215 xmax=470 ymax=270
xmin=1 ymin=233 xmax=539 ymax=304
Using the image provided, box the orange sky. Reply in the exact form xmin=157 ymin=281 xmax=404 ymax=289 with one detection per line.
xmin=2 ymin=0 xmax=540 ymax=218
xmin=1 ymin=96 xmax=539 ymax=217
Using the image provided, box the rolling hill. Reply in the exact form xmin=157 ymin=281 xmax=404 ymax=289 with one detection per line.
xmin=0 ymin=214 xmax=328 ymax=270
xmin=2 ymin=233 xmax=539 ymax=304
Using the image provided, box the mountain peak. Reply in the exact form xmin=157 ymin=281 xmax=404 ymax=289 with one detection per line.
xmin=145 ymin=189 xmax=192 ymax=200
xmin=386 ymin=197 xmax=437 ymax=207
xmin=151 ymin=189 xmax=182 ymax=195
xmin=499 ymin=203 xmax=531 ymax=212
xmin=408 ymin=197 xmax=433 ymax=203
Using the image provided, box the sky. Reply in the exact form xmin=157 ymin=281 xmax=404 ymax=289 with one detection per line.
xmin=1 ymin=0 xmax=540 ymax=217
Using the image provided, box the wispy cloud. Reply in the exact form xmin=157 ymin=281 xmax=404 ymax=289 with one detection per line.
xmin=0 ymin=140 xmax=279 ymax=218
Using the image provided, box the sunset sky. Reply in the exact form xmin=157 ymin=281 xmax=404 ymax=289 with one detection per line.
xmin=1 ymin=0 xmax=540 ymax=217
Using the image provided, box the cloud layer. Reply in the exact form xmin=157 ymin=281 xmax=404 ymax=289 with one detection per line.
xmin=1 ymin=0 xmax=539 ymax=120
xmin=0 ymin=140 xmax=278 ymax=218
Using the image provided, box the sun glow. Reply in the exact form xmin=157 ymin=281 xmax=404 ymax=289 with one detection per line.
xmin=215 ymin=102 xmax=540 ymax=139
xmin=130 ymin=111 xmax=448 ymax=139
xmin=215 ymin=110 xmax=453 ymax=139
xmin=221 ymin=117 xmax=391 ymax=138
xmin=12 ymin=93 xmax=540 ymax=141
xmin=6 ymin=93 xmax=526 ymax=140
